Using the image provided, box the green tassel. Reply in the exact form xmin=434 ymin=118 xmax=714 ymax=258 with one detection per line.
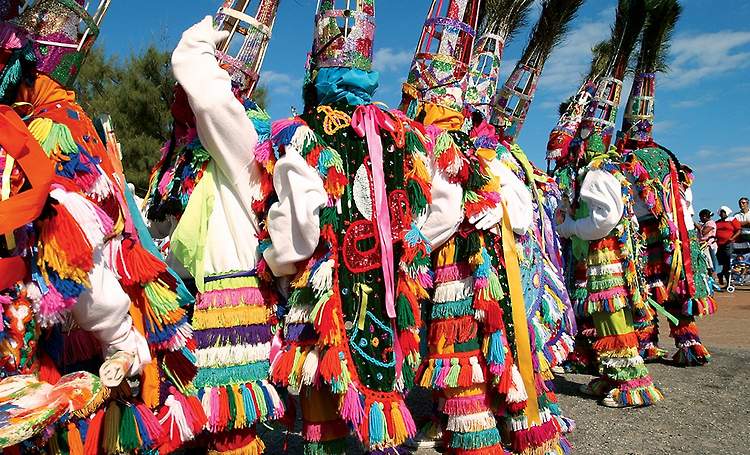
xmin=118 ymin=404 xmax=141 ymax=452
xmin=402 ymin=361 xmax=416 ymax=390
xmin=396 ymin=294 xmax=415 ymax=330
xmin=226 ymin=385 xmax=237 ymax=431
xmin=445 ymin=358 xmax=461 ymax=387
xmin=304 ymin=438 xmax=348 ymax=455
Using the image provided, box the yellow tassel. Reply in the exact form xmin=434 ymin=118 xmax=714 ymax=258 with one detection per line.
xmin=191 ymin=305 xmax=270 ymax=330
xmin=208 ymin=436 xmax=266 ymax=455
xmin=391 ymin=401 xmax=408 ymax=445
xmin=233 ymin=384 xmax=247 ymax=428
xmin=103 ymin=402 xmax=122 ymax=455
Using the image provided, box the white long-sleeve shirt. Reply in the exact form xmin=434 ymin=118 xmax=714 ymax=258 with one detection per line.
xmin=168 ymin=17 xmax=262 ymax=277
xmin=490 ymin=158 xmax=534 ymax=235
xmin=557 ymin=169 xmax=624 ymax=241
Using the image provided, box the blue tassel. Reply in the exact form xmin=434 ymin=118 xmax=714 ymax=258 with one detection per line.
xmin=487 ymin=331 xmax=506 ymax=366
xmin=368 ymin=401 xmax=386 ymax=446
xmin=241 ymin=384 xmax=258 ymax=424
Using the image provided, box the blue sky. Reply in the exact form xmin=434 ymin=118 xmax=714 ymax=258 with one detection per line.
xmin=99 ymin=0 xmax=750 ymax=216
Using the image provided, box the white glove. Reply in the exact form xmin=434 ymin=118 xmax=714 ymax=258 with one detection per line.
xmin=469 ymin=205 xmax=503 ymax=231
xmin=187 ymin=16 xmax=230 ymax=48
xmin=99 ymin=322 xmax=152 ymax=377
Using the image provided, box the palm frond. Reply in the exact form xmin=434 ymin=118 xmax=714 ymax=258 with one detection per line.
xmin=608 ymin=0 xmax=648 ymax=80
xmin=586 ymin=40 xmax=614 ymax=81
xmin=519 ymin=0 xmax=585 ymax=68
xmin=481 ymin=0 xmax=536 ymax=43
xmin=639 ymin=0 xmax=682 ymax=73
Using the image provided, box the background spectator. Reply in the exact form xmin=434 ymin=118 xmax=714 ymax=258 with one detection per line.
xmin=698 ymin=209 xmax=720 ymax=289
xmin=716 ymin=206 xmax=741 ymax=288
xmin=731 ymin=197 xmax=750 ymax=255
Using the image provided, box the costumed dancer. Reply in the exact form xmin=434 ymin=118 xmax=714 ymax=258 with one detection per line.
xmin=474 ymin=0 xmax=584 ymax=439
xmin=554 ymin=0 xmax=664 ymax=408
xmin=1 ymin=1 xmax=201 ymax=452
xmin=402 ymin=0 xmax=567 ymax=452
xmin=260 ymin=1 xmax=447 ymax=452
xmin=144 ymin=2 xmax=284 ymax=452
xmin=547 ymin=42 xmax=612 ymax=375
xmin=617 ymin=0 xmax=714 ymax=367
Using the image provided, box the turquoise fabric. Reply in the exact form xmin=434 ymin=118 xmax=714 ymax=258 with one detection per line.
xmin=315 ymin=67 xmax=379 ymax=106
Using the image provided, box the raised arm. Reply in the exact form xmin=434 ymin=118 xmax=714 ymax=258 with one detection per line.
xmin=171 ymin=17 xmax=259 ymax=211
xmin=263 ymin=127 xmax=328 ymax=277
xmin=557 ymin=169 xmax=624 ymax=241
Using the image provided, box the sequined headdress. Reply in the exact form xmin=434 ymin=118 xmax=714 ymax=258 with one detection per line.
xmin=464 ymin=24 xmax=504 ymax=119
xmin=214 ymin=0 xmax=281 ymax=96
xmin=402 ymin=0 xmax=481 ymax=113
xmin=12 ymin=0 xmax=110 ymax=87
xmin=311 ymin=0 xmax=375 ymax=72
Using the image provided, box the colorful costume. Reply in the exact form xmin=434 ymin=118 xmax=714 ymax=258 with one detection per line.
xmin=617 ymin=0 xmax=714 ymax=366
xmin=262 ymin=2 xmax=440 ymax=452
xmin=145 ymin=9 xmax=283 ymax=453
xmin=1 ymin=1 xmax=201 ymax=452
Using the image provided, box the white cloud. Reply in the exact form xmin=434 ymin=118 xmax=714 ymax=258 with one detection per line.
xmin=691 ymin=146 xmax=750 ymax=173
xmin=260 ymin=70 xmax=302 ymax=96
xmin=662 ymin=30 xmax=750 ymax=88
xmin=372 ymin=47 xmax=413 ymax=73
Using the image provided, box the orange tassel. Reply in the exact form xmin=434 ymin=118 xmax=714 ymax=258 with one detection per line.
xmin=118 ymin=241 xmax=167 ymax=286
xmin=592 ymin=332 xmax=638 ymax=352
xmin=68 ymin=422 xmax=84 ymax=455
xmin=458 ymin=357 xmax=473 ymax=387
xmin=271 ymin=348 xmax=297 ymax=386
xmin=319 ymin=347 xmax=343 ymax=383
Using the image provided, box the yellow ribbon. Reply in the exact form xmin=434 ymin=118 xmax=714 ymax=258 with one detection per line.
xmin=354 ymin=283 xmax=373 ymax=330
xmin=500 ymin=201 xmax=541 ymax=425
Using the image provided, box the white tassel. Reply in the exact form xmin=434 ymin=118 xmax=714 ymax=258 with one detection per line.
xmin=88 ymin=171 xmax=113 ymax=201
xmin=286 ymin=304 xmax=313 ymax=324
xmin=507 ymin=364 xmax=528 ymax=403
xmin=599 ymin=355 xmax=645 ymax=369
xmin=160 ymin=394 xmax=195 ymax=443
xmin=432 ymin=277 xmax=473 ymax=304
xmin=311 ymin=260 xmax=335 ymax=297
xmin=301 ymin=347 xmax=320 ymax=386
xmin=195 ymin=342 xmax=271 ymax=368
xmin=470 ymin=356 xmax=484 ymax=383
xmin=446 ymin=411 xmax=496 ymax=432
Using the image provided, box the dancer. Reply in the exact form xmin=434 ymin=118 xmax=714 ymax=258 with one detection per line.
xmin=1 ymin=1 xmax=201 ymax=452
xmin=618 ymin=0 xmax=714 ymax=367
xmin=553 ymin=0 xmax=664 ymax=408
xmin=261 ymin=1 xmax=436 ymax=453
xmin=145 ymin=3 xmax=284 ymax=452
xmin=473 ymin=0 xmax=583 ymax=440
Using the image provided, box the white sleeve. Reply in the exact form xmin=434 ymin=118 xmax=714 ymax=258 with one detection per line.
xmin=420 ymin=162 xmax=464 ymax=250
xmin=171 ymin=16 xmax=258 ymax=207
xmin=493 ymin=160 xmax=533 ymax=235
xmin=263 ymin=136 xmax=328 ymax=277
xmin=557 ymin=169 xmax=624 ymax=241
xmin=682 ymin=187 xmax=695 ymax=230
xmin=72 ymin=249 xmax=151 ymax=375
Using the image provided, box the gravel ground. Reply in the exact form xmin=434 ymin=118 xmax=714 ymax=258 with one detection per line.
xmin=260 ymin=291 xmax=750 ymax=454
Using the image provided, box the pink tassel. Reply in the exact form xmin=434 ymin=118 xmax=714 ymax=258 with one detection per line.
xmin=340 ymin=384 xmax=365 ymax=428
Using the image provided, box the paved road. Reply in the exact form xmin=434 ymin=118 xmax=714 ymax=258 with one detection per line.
xmin=262 ymin=290 xmax=750 ymax=454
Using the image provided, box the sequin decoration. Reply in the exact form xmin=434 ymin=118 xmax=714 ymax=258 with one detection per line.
xmin=342 ymin=219 xmax=381 ymax=273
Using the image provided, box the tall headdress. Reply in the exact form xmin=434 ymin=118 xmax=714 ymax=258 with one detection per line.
xmin=464 ymin=0 xmax=533 ymax=119
xmin=492 ymin=0 xmax=582 ymax=141
xmin=579 ymin=0 xmax=646 ymax=151
xmin=402 ymin=0 xmax=482 ymax=114
xmin=214 ymin=0 xmax=281 ymax=96
xmin=310 ymin=0 xmax=375 ymax=72
xmin=621 ymin=0 xmax=681 ymax=143
xmin=12 ymin=0 xmax=110 ymax=87
xmin=546 ymin=40 xmax=610 ymax=162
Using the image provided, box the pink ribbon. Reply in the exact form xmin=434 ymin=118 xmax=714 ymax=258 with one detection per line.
xmin=351 ymin=105 xmax=397 ymax=321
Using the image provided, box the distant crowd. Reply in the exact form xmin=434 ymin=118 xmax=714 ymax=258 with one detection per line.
xmin=697 ymin=197 xmax=750 ymax=289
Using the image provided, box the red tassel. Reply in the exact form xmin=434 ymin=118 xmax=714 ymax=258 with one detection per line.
xmin=119 ymin=241 xmax=167 ymax=286
xmin=38 ymin=352 xmax=61 ymax=384
xmin=84 ymin=409 xmax=105 ymax=455
xmin=163 ymin=350 xmax=198 ymax=385
xmin=319 ymin=347 xmax=343 ymax=383
xmin=458 ymin=357 xmax=473 ymax=387
xmin=271 ymin=348 xmax=297 ymax=386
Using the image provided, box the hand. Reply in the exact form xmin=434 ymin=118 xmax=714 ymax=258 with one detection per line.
xmin=555 ymin=208 xmax=566 ymax=225
xmin=188 ymin=16 xmax=230 ymax=47
xmin=469 ymin=206 xmax=503 ymax=231
xmin=104 ymin=328 xmax=152 ymax=377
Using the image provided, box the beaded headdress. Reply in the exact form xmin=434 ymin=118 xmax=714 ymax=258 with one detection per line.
xmin=580 ymin=76 xmax=622 ymax=150
xmin=546 ymin=81 xmax=596 ymax=161
xmin=12 ymin=0 xmax=110 ymax=87
xmin=214 ymin=0 xmax=280 ymax=95
xmin=491 ymin=63 xmax=540 ymax=139
xmin=403 ymin=0 xmax=481 ymax=113
xmin=464 ymin=25 xmax=504 ymax=119
xmin=311 ymin=0 xmax=375 ymax=72
xmin=621 ymin=72 xmax=654 ymax=142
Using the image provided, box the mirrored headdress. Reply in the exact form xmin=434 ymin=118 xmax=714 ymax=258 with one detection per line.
xmin=214 ymin=0 xmax=281 ymax=95
xmin=403 ymin=0 xmax=481 ymax=113
xmin=13 ymin=0 xmax=110 ymax=87
xmin=311 ymin=0 xmax=375 ymax=72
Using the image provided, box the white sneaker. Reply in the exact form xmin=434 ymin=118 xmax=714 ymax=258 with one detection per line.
xmin=600 ymin=391 xmax=625 ymax=408
xmin=550 ymin=365 xmax=565 ymax=375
